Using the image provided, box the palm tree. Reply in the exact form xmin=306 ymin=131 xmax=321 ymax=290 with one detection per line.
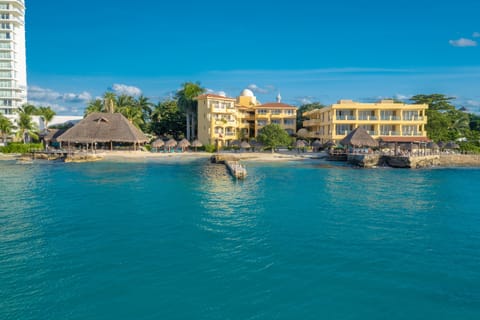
xmin=176 ymin=82 xmax=205 ymax=140
xmin=104 ymin=92 xmax=117 ymax=113
xmin=16 ymin=106 xmax=38 ymax=143
xmin=135 ymin=95 xmax=153 ymax=124
xmin=84 ymin=99 xmax=104 ymax=116
xmin=0 ymin=114 xmax=13 ymax=144
xmin=37 ymin=106 xmax=56 ymax=130
xmin=119 ymin=105 xmax=144 ymax=128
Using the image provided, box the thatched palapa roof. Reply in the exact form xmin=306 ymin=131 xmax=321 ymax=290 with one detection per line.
xmin=57 ymin=113 xmax=148 ymax=144
xmin=340 ymin=127 xmax=379 ymax=148
xmin=44 ymin=129 xmax=67 ymax=143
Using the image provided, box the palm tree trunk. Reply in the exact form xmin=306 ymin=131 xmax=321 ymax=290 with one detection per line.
xmin=191 ymin=112 xmax=196 ymax=139
xmin=186 ymin=110 xmax=191 ymax=140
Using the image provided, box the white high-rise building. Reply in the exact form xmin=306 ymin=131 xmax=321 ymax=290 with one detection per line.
xmin=0 ymin=0 xmax=26 ymax=124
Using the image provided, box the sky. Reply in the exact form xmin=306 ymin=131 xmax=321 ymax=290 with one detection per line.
xmin=25 ymin=0 xmax=480 ymax=115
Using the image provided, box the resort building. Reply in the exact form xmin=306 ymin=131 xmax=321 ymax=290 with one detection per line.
xmin=302 ymin=99 xmax=429 ymax=143
xmin=0 ymin=0 xmax=27 ymax=124
xmin=196 ymin=89 xmax=297 ymax=146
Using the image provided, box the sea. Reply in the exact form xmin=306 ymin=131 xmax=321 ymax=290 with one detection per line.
xmin=0 ymin=158 xmax=479 ymax=320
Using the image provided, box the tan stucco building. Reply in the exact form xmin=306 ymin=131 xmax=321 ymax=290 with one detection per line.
xmin=303 ymin=99 xmax=429 ymax=143
xmin=197 ymin=89 xmax=296 ymax=146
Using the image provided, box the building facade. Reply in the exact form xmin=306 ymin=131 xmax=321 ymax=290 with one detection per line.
xmin=197 ymin=89 xmax=297 ymax=146
xmin=0 ymin=0 xmax=26 ymax=124
xmin=303 ymin=99 xmax=428 ymax=143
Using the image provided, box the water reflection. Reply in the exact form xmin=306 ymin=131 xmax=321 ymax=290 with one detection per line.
xmin=195 ymin=163 xmax=271 ymax=265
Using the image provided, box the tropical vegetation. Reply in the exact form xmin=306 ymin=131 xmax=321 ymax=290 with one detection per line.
xmin=257 ymin=124 xmax=293 ymax=153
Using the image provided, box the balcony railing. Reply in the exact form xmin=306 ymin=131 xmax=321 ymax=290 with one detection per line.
xmin=380 ymin=116 xmax=401 ymax=121
xmin=358 ymin=116 xmax=377 ymax=121
xmin=335 ymin=115 xmax=356 ymax=121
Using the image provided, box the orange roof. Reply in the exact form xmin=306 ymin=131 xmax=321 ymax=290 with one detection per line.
xmin=255 ymin=102 xmax=296 ymax=109
xmin=379 ymin=136 xmax=431 ymax=143
xmin=196 ymin=94 xmax=235 ymax=100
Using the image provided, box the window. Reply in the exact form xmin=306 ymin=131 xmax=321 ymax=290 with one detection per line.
xmin=284 ymin=119 xmax=294 ymax=125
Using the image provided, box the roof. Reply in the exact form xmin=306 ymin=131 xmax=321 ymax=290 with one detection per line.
xmin=340 ymin=127 xmax=379 ymax=147
xmin=57 ymin=112 xmax=149 ymax=144
xmin=196 ymin=94 xmax=235 ymax=100
xmin=44 ymin=129 xmax=67 ymax=142
xmin=379 ymin=136 xmax=431 ymax=143
xmin=255 ymin=102 xmax=296 ymax=109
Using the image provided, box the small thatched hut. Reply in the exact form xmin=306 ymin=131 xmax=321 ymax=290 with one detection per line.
xmin=340 ymin=127 xmax=379 ymax=148
xmin=191 ymin=139 xmax=203 ymax=151
xmin=57 ymin=112 xmax=149 ymax=151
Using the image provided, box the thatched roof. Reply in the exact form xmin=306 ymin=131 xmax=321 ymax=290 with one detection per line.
xmin=427 ymin=142 xmax=439 ymax=149
xmin=340 ymin=127 xmax=379 ymax=148
xmin=191 ymin=139 xmax=203 ymax=147
xmin=177 ymin=138 xmax=191 ymax=148
xmin=295 ymin=140 xmax=306 ymax=148
xmin=152 ymin=139 xmax=165 ymax=148
xmin=57 ymin=113 xmax=148 ymax=144
xmin=240 ymin=141 xmax=251 ymax=149
xmin=165 ymin=138 xmax=177 ymax=147
xmin=44 ymin=129 xmax=67 ymax=142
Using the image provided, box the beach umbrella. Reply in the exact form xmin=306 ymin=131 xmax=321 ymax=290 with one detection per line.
xmin=250 ymin=139 xmax=264 ymax=151
xmin=294 ymin=140 xmax=306 ymax=148
xmin=312 ymin=140 xmax=322 ymax=147
xmin=177 ymin=138 xmax=191 ymax=149
xmin=240 ymin=141 xmax=251 ymax=149
xmin=152 ymin=138 xmax=165 ymax=148
xmin=427 ymin=142 xmax=439 ymax=149
xmin=437 ymin=141 xmax=445 ymax=149
xmin=230 ymin=140 xmax=241 ymax=147
xmin=191 ymin=139 xmax=203 ymax=151
xmin=445 ymin=141 xmax=460 ymax=149
xmin=165 ymin=138 xmax=177 ymax=151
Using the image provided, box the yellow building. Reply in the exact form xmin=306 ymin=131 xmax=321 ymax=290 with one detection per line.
xmin=196 ymin=89 xmax=297 ymax=146
xmin=303 ymin=99 xmax=429 ymax=143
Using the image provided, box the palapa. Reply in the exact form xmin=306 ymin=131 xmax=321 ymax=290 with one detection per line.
xmin=191 ymin=139 xmax=203 ymax=151
xmin=152 ymin=139 xmax=165 ymax=148
xmin=340 ymin=127 xmax=379 ymax=148
xmin=240 ymin=141 xmax=251 ymax=149
xmin=294 ymin=140 xmax=306 ymax=148
xmin=177 ymin=138 xmax=191 ymax=148
xmin=57 ymin=112 xmax=149 ymax=144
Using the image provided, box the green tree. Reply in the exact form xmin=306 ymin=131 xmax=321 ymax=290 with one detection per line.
xmin=176 ymin=82 xmax=205 ymax=140
xmin=36 ymin=106 xmax=56 ymax=130
xmin=0 ymin=114 xmax=13 ymax=143
xmin=296 ymin=102 xmax=325 ymax=129
xmin=150 ymin=99 xmax=186 ymax=138
xmin=16 ymin=106 xmax=38 ymax=143
xmin=257 ymin=124 xmax=292 ymax=153
xmin=410 ymin=94 xmax=459 ymax=141
xmin=84 ymin=99 xmax=104 ymax=116
xmin=135 ymin=95 xmax=153 ymax=132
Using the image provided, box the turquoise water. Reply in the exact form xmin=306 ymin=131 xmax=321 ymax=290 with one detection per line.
xmin=0 ymin=159 xmax=479 ymax=319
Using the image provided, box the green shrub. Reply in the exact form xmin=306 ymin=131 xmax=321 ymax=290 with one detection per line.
xmin=0 ymin=143 xmax=44 ymax=154
xmin=203 ymin=144 xmax=216 ymax=153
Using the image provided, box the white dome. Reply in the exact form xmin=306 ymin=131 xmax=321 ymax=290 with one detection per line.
xmin=240 ymin=89 xmax=255 ymax=97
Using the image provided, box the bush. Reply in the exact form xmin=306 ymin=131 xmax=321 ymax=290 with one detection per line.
xmin=0 ymin=143 xmax=44 ymax=154
xmin=203 ymin=144 xmax=216 ymax=153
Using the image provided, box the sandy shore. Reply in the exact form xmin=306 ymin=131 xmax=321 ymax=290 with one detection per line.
xmin=99 ymin=150 xmax=323 ymax=162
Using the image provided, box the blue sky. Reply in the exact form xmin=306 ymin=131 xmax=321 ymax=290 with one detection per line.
xmin=26 ymin=0 xmax=480 ymax=114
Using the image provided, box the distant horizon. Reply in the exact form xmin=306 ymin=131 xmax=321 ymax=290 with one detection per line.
xmin=25 ymin=0 xmax=480 ymax=115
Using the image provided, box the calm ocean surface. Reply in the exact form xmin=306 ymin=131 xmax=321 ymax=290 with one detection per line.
xmin=0 ymin=158 xmax=479 ymax=319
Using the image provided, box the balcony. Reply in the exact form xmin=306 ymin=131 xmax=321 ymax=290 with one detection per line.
xmin=303 ymin=119 xmax=322 ymax=127
xmin=334 ymin=115 xmax=356 ymax=121
xmin=380 ymin=116 xmax=401 ymax=121
xmin=357 ymin=116 xmax=377 ymax=121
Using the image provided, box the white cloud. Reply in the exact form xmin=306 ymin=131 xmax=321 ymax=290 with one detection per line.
xmin=110 ymin=83 xmax=142 ymax=96
xmin=449 ymin=38 xmax=477 ymax=47
xmin=394 ymin=93 xmax=412 ymax=100
xmin=247 ymin=84 xmax=274 ymax=94
xmin=206 ymin=88 xmax=228 ymax=97
xmin=296 ymin=97 xmax=313 ymax=105
xmin=27 ymin=86 xmax=92 ymax=115
xmin=473 ymin=32 xmax=480 ymax=38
